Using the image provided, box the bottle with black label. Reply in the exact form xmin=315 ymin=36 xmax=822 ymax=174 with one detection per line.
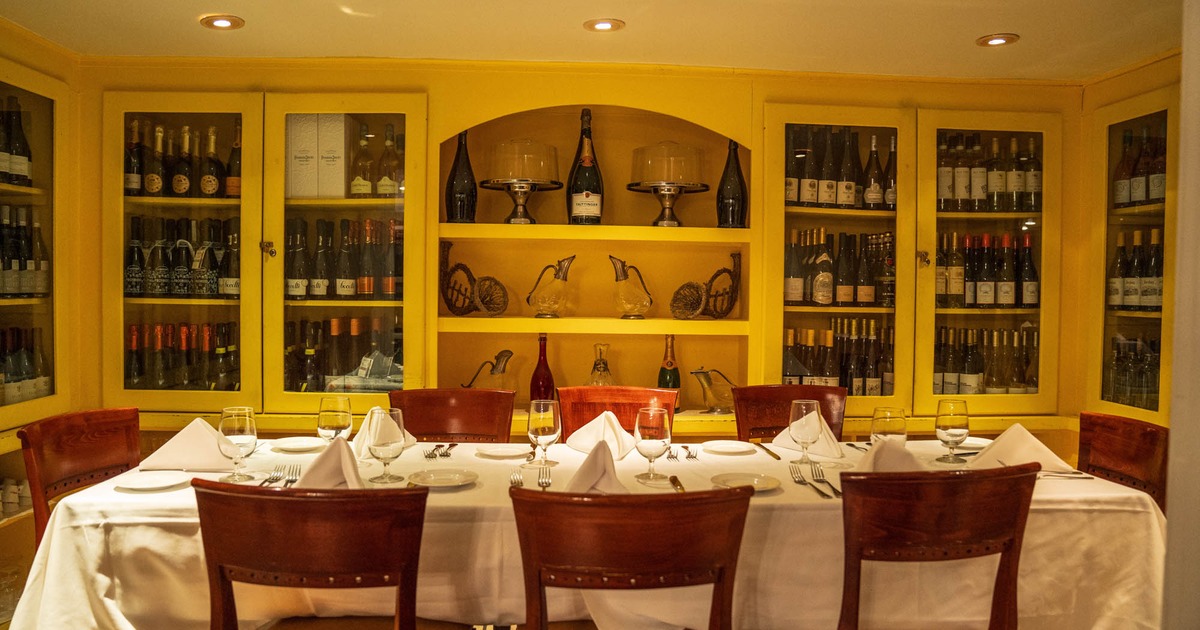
xmin=124 ymin=215 xmax=145 ymax=297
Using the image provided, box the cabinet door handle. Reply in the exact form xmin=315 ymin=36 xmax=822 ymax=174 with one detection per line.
xmin=916 ymin=250 xmax=930 ymax=267
xmin=260 ymin=241 xmax=277 ymax=257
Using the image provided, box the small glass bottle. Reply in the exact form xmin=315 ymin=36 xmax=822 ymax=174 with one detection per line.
xmin=586 ymin=343 xmax=615 ymax=386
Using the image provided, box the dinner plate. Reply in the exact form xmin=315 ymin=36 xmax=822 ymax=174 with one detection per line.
xmin=116 ymin=471 xmax=192 ymax=492
xmin=702 ymin=440 xmax=757 ymax=456
xmin=273 ymin=437 xmax=328 ymax=453
xmin=957 ymin=437 xmax=991 ymax=450
xmin=476 ymin=444 xmax=532 ymax=459
xmin=710 ymin=472 xmax=781 ymax=493
xmin=408 ymin=469 xmax=480 ymax=488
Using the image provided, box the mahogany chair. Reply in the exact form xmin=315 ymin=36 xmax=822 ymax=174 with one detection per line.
xmin=731 ymin=384 xmax=846 ymax=442
xmin=509 ymin=485 xmax=754 ymax=630
xmin=388 ymin=388 xmax=516 ymax=443
xmin=1079 ymin=411 xmax=1169 ymax=511
xmin=18 ymin=407 xmax=141 ymax=546
xmin=555 ymin=386 xmax=678 ymax=440
xmin=837 ymin=462 xmax=1041 ymax=630
xmin=193 ymin=478 xmax=434 ymax=630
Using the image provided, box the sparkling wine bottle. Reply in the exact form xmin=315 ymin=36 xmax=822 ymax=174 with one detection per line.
xmin=445 ymin=131 xmax=477 ymax=223
xmin=170 ymin=125 xmax=193 ymax=198
xmin=349 ymin=123 xmax=374 ymax=199
xmin=124 ymin=119 xmax=143 ymax=196
xmin=6 ymin=97 xmax=31 ymax=187
xmin=567 ymin=108 xmax=603 ymax=224
xmin=124 ymin=215 xmax=145 ymax=297
xmin=716 ymin=139 xmax=748 ymax=228
xmin=225 ymin=118 xmax=242 ymax=198
xmin=198 ymin=126 xmax=225 ymax=198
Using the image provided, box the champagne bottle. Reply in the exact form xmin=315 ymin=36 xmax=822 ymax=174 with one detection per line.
xmin=1149 ymin=128 xmax=1166 ymax=202
xmin=1143 ymin=228 xmax=1163 ymax=312
xmin=218 ymin=217 xmax=241 ymax=299
xmin=190 ymin=128 xmax=202 ymax=197
xmin=124 ymin=119 xmax=143 ymax=196
xmin=882 ymin=135 xmax=898 ymax=211
xmin=192 ymin=219 xmax=220 ymax=297
xmin=836 ymin=129 xmax=856 ymax=208
xmin=334 ymin=219 xmax=357 ymax=298
xmin=1112 ymin=130 xmax=1133 ymax=208
xmin=716 ymin=139 xmax=748 ymax=228
xmin=171 ymin=217 xmax=194 ymax=298
xmin=144 ymin=125 xmax=165 ymax=197
xmin=445 ymin=131 xmax=477 ymax=223
xmin=147 ymin=323 xmax=169 ymax=390
xmin=995 ymin=233 xmax=1017 ymax=307
xmin=876 ymin=232 xmax=896 ymax=307
xmin=198 ymin=126 xmax=225 ymax=198
xmin=225 ymin=119 xmax=242 ymax=198
xmin=862 ymin=135 xmax=886 ymax=210
xmin=657 ymin=334 xmax=682 ymax=404
xmin=986 ymin=137 xmax=1007 ymax=211
xmin=817 ymin=127 xmax=837 ymax=208
xmin=144 ymin=218 xmax=170 ymax=297
xmin=380 ymin=219 xmax=398 ymax=300
xmin=349 ymin=123 xmax=374 ymax=198
xmin=1024 ymin=137 xmax=1042 ymax=212
xmin=1129 ymin=127 xmax=1151 ymax=206
xmin=530 ymin=332 xmax=555 ymax=401
xmin=284 ymin=218 xmax=310 ymax=300
xmin=1005 ymin=137 xmax=1026 ymax=211
xmin=801 ymin=126 xmax=820 ymax=207
xmin=170 ymin=125 xmax=193 ymax=197
xmin=1106 ymin=231 xmax=1127 ymax=309
xmin=124 ymin=215 xmax=145 ymax=297
xmin=1018 ymin=232 xmax=1039 ymax=308
xmin=301 ymin=322 xmax=324 ymax=393
xmin=163 ymin=128 xmax=178 ymax=179
xmin=936 ymin=132 xmax=954 ymax=211
xmin=946 ymin=231 xmax=965 ymax=308
xmin=356 ymin=219 xmax=376 ymax=298
xmin=567 ymin=108 xmax=604 ymax=224
xmin=784 ymin=126 xmax=800 ymax=206
xmin=308 ymin=219 xmax=332 ymax=299
xmin=6 ymin=97 xmax=31 ymax=187
xmin=375 ymin=123 xmax=403 ymax=198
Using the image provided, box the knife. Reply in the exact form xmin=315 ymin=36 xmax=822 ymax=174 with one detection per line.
xmin=754 ymin=443 xmax=781 ymax=460
xmin=669 ymin=475 xmax=686 ymax=493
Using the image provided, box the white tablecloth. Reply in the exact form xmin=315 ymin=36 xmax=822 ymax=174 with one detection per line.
xmin=12 ymin=439 xmax=1166 ymax=630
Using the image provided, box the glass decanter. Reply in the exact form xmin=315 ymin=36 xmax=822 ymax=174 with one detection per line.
xmin=587 ymin=343 xmax=616 ymax=386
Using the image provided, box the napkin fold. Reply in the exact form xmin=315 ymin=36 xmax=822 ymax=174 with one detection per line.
xmin=139 ymin=418 xmax=235 ymax=472
xmin=565 ymin=441 xmax=629 ymax=494
xmin=350 ymin=406 xmax=417 ymax=462
xmin=966 ymin=423 xmax=1073 ymax=472
xmin=771 ymin=411 xmax=845 ymax=459
xmin=565 ymin=411 xmax=637 ymax=460
xmin=851 ymin=438 xmax=925 ymax=472
xmin=296 ymin=437 xmax=364 ymax=489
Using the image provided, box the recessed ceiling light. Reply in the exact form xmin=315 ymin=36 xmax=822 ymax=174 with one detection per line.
xmin=583 ymin=18 xmax=625 ymax=33
xmin=976 ymin=33 xmax=1019 ymax=47
xmin=200 ymin=14 xmax=245 ymax=30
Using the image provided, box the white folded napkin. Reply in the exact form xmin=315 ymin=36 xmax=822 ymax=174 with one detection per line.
xmin=966 ymin=423 xmax=1073 ymax=472
xmin=851 ymin=438 xmax=926 ymax=472
xmin=565 ymin=441 xmax=629 ymax=494
xmin=565 ymin=411 xmax=637 ymax=460
xmin=771 ymin=411 xmax=845 ymax=459
xmin=350 ymin=406 xmax=417 ymax=462
xmin=296 ymin=437 xmax=364 ymax=489
xmin=139 ymin=418 xmax=235 ymax=472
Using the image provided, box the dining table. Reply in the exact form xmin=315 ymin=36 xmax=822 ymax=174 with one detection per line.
xmin=11 ymin=436 xmax=1166 ymax=630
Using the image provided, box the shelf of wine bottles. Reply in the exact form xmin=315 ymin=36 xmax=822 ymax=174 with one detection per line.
xmin=286 ymin=114 xmax=406 ymax=201
xmin=1101 ymin=334 xmax=1160 ymax=411
xmin=283 ymin=316 xmax=403 ymax=394
xmin=1 ymin=95 xmax=35 ymax=189
xmin=283 ymin=217 xmax=402 ymax=301
xmin=1105 ymin=227 xmax=1164 ymax=313
xmin=0 ymin=205 xmax=50 ymax=299
xmin=935 ymin=129 xmax=1042 ymax=213
xmin=783 ymin=228 xmax=895 ymax=308
xmin=783 ymin=124 xmax=897 ymax=211
xmin=123 ymin=115 xmax=242 ymax=199
xmin=783 ymin=317 xmax=895 ymax=397
xmin=1109 ymin=118 xmax=1167 ymax=210
xmin=124 ymin=320 xmax=239 ymax=391
xmin=934 ymin=230 xmax=1039 ymax=309
xmin=0 ymin=326 xmax=51 ymax=405
xmin=933 ymin=326 xmax=1039 ymax=395
xmin=124 ymin=215 xmax=240 ymax=300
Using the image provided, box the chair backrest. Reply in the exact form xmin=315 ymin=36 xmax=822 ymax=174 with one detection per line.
xmin=731 ymin=384 xmax=846 ymax=442
xmin=192 ymin=478 xmax=429 ymax=630
xmin=555 ymin=386 xmax=679 ymax=440
xmin=509 ymin=485 xmax=753 ymax=630
xmin=388 ymin=388 xmax=516 ymax=442
xmin=1079 ymin=411 xmax=1169 ymax=511
xmin=837 ymin=463 xmax=1041 ymax=630
xmin=17 ymin=407 xmax=141 ymax=546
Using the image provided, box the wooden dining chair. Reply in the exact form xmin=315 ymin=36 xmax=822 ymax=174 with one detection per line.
xmin=731 ymin=384 xmax=847 ymax=442
xmin=388 ymin=388 xmax=516 ymax=442
xmin=510 ymin=485 xmax=755 ymax=630
xmin=1079 ymin=411 xmax=1169 ymax=511
xmin=18 ymin=407 xmax=141 ymax=546
xmin=837 ymin=462 xmax=1041 ymax=630
xmin=555 ymin=386 xmax=678 ymax=440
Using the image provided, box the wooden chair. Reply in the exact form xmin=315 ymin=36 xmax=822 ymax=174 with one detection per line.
xmin=1079 ymin=411 xmax=1169 ymax=511
xmin=555 ymin=386 xmax=678 ymax=440
xmin=193 ymin=478 xmax=433 ymax=630
xmin=509 ymin=485 xmax=754 ymax=630
xmin=388 ymin=388 xmax=516 ymax=443
xmin=17 ymin=407 xmax=141 ymax=546
xmin=837 ymin=463 xmax=1041 ymax=630
xmin=731 ymin=384 xmax=847 ymax=442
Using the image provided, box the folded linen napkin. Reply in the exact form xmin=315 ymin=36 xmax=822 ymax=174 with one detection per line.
xmin=966 ymin=423 xmax=1073 ymax=472
xmin=350 ymin=406 xmax=417 ymax=462
xmin=296 ymin=437 xmax=364 ymax=489
xmin=771 ymin=411 xmax=845 ymax=459
xmin=139 ymin=418 xmax=235 ymax=472
xmin=565 ymin=411 xmax=637 ymax=460
xmin=565 ymin=441 xmax=629 ymax=494
xmin=851 ymin=438 xmax=926 ymax=472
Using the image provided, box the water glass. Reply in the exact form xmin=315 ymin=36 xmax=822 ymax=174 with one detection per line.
xmin=523 ymin=399 xmax=561 ymax=468
xmin=634 ymin=407 xmax=671 ymax=483
xmin=870 ymin=407 xmax=908 ymax=445
xmin=787 ymin=399 xmax=822 ymax=464
xmin=317 ymin=396 xmax=353 ymax=441
xmin=367 ymin=407 xmax=407 ymax=484
xmin=217 ymin=406 xmax=257 ymax=483
xmin=935 ymin=399 xmax=970 ymax=463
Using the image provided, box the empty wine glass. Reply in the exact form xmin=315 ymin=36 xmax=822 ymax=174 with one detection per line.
xmin=935 ymin=399 xmax=970 ymax=464
xmin=523 ymin=399 xmax=561 ymax=469
xmin=634 ymin=407 xmax=671 ymax=484
xmin=217 ymin=406 xmax=257 ymax=483
xmin=870 ymin=407 xmax=908 ymax=445
xmin=787 ymin=399 xmax=822 ymax=465
xmin=317 ymin=396 xmax=352 ymax=442
xmin=367 ymin=408 xmax=407 ymax=484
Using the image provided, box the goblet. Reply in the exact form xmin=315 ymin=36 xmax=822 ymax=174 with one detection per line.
xmin=935 ymin=399 xmax=971 ymax=464
xmin=634 ymin=407 xmax=671 ymax=484
xmin=367 ymin=408 xmax=408 ymax=484
xmin=787 ymin=399 xmax=822 ymax=465
xmin=870 ymin=407 xmax=908 ymax=445
xmin=317 ymin=396 xmax=352 ymax=441
xmin=522 ymin=399 xmax=561 ymax=468
xmin=217 ymin=406 xmax=257 ymax=483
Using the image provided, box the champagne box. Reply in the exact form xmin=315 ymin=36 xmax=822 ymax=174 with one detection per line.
xmin=317 ymin=114 xmax=347 ymax=198
xmin=286 ymin=114 xmax=319 ymax=198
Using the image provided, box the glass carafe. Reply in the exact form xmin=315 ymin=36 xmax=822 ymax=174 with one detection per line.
xmin=587 ymin=343 xmax=615 ymax=386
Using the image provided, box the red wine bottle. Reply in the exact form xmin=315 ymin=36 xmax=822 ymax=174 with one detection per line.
xmin=529 ymin=332 xmax=555 ymax=400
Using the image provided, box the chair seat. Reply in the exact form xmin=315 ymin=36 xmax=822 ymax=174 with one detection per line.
xmin=267 ymin=616 xmax=469 ymax=629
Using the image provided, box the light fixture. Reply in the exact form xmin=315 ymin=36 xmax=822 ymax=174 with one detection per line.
xmin=584 ymin=18 xmax=625 ymax=33
xmin=976 ymin=32 xmax=1019 ymax=47
xmin=200 ymin=14 xmax=245 ymax=30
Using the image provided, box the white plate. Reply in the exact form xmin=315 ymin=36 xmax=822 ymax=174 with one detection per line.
xmin=702 ymin=440 xmax=757 ymax=456
xmin=476 ymin=444 xmax=533 ymax=459
xmin=273 ymin=437 xmax=328 ymax=453
xmin=711 ymin=472 xmax=781 ymax=493
xmin=957 ymin=437 xmax=991 ymax=450
xmin=116 ymin=471 xmax=192 ymax=492
xmin=408 ymin=469 xmax=480 ymax=488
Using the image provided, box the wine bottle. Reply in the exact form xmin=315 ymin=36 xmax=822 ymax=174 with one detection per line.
xmin=1149 ymin=128 xmax=1166 ymax=202
xmin=881 ymin=135 xmax=898 ymax=211
xmin=147 ymin=323 xmax=169 ymax=390
xmin=986 ymin=137 xmax=1007 ymax=211
xmin=716 ymin=139 xmax=748 ymax=228
xmin=356 ymin=219 xmax=376 ymax=298
xmin=844 ymin=319 xmax=863 ymax=395
xmin=1129 ymin=127 xmax=1151 ymax=206
xmin=817 ymin=127 xmax=838 ymax=208
xmin=1112 ymin=129 xmax=1134 ymax=208
xmin=953 ymin=133 xmax=971 ymax=211
xmin=13 ymin=207 xmax=31 ymax=298
xmin=1025 ymin=329 xmax=1040 ymax=394
xmin=391 ymin=220 xmax=404 ymax=300
xmin=1123 ymin=229 xmax=1145 ymax=310
xmin=379 ymin=219 xmax=398 ymax=300
xmin=6 ymin=97 xmax=31 ymax=187
xmin=567 ymin=108 xmax=604 ymax=224
xmin=162 ymin=128 xmax=178 ymax=179
xmin=3 ymin=206 xmax=19 ymax=297
xmin=284 ymin=218 xmax=310 ymax=300
xmin=936 ymin=132 xmax=954 ymax=211
xmin=1018 ymin=232 xmax=1039 ymax=308
xmin=855 ymin=233 xmax=876 ymax=306
xmin=0 ymin=100 xmax=9 ymax=185
xmin=946 ymin=231 xmax=965 ymax=308
xmin=308 ymin=219 xmax=332 ymax=299
xmin=801 ymin=126 xmax=820 ymax=207
xmin=349 ymin=123 xmax=374 ymax=198
xmin=984 ymin=330 xmax=1007 ymax=394
xmin=811 ymin=229 xmax=834 ymax=306
xmin=124 ymin=119 xmax=143 ymax=196
xmin=1024 ymin=137 xmax=1042 ymax=212
xmin=445 ymin=131 xmax=477 ymax=222
xmin=333 ymin=219 xmax=357 ymax=299
xmin=1005 ymin=137 xmax=1026 ymax=212
xmin=784 ymin=126 xmax=800 ymax=206
xmin=192 ymin=219 xmax=220 ymax=297
xmin=968 ymin=134 xmax=987 ymax=211
xmin=375 ymin=123 xmax=403 ymax=198
xmin=197 ymin=126 xmax=225 ymax=198
xmin=218 ymin=217 xmax=241 ymax=299
xmin=782 ymin=329 xmax=806 ymax=385
xmin=834 ymin=233 xmax=855 ymax=306
xmin=862 ymin=135 xmax=886 ymax=210
xmin=657 ymin=333 xmax=682 ymax=401
xmin=783 ymin=228 xmax=804 ymax=306
xmin=171 ymin=218 xmax=195 ymax=298
xmin=943 ymin=328 xmax=961 ymax=395
xmin=975 ymin=233 xmax=996 ymax=307
xmin=836 ymin=129 xmax=856 ymax=208
xmin=300 ymin=323 xmax=323 ymax=393
xmin=125 ymin=324 xmax=144 ymax=389
xmin=210 ymin=323 xmax=233 ymax=391
xmin=325 ymin=317 xmax=344 ymax=384
xmin=190 ymin=128 xmax=202 ymax=197
xmin=144 ymin=218 xmax=170 ymax=297
xmin=143 ymin=125 xmax=165 ymax=197
xmin=530 ymin=332 xmax=555 ymax=401
xmin=851 ymin=132 xmax=864 ymax=207
xmin=1106 ymin=231 xmax=1127 ymax=309
xmin=863 ymin=320 xmax=882 ymax=396
xmin=170 ymin=125 xmax=193 ymax=197
xmin=225 ymin=118 xmax=242 ymax=198
xmin=934 ymin=232 xmax=947 ymax=308
xmin=1143 ymin=228 xmax=1163 ymax=312
xmin=995 ymin=233 xmax=1017 ymax=307
xmin=1007 ymin=330 xmax=1027 ymax=394
xmin=932 ymin=326 xmax=946 ymax=395
xmin=124 ymin=215 xmax=145 ymax=297
xmin=876 ymin=232 xmax=896 ymax=307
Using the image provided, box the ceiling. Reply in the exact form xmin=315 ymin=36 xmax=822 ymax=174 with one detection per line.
xmin=0 ymin=0 xmax=1183 ymax=81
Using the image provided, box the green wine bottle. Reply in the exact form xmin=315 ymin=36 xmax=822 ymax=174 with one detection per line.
xmin=657 ymin=334 xmax=681 ymax=411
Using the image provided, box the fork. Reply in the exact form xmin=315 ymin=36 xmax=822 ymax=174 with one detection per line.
xmin=808 ymin=462 xmax=843 ymax=498
xmin=789 ymin=463 xmax=832 ymax=499
xmin=258 ymin=465 xmax=286 ymax=487
xmin=537 ymin=467 xmax=552 ymax=491
xmin=510 ymin=470 xmax=524 ymax=488
xmin=666 ymin=449 xmax=679 ymax=461
xmin=438 ymin=443 xmax=459 ymax=458
xmin=282 ymin=464 xmax=301 ymax=488
xmin=423 ymin=445 xmax=443 ymax=459
xmin=683 ymin=445 xmax=698 ymax=460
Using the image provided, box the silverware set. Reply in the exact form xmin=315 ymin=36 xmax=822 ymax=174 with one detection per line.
xmin=258 ymin=465 xmax=286 ymax=486
xmin=259 ymin=464 xmax=301 ymax=487
xmin=789 ymin=463 xmax=833 ymax=499
xmin=808 ymin=462 xmax=842 ymax=498
xmin=682 ymin=445 xmax=699 ymax=460
xmin=666 ymin=449 xmax=679 ymax=461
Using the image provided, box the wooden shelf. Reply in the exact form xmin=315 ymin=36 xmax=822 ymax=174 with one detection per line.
xmin=126 ymin=297 xmax=239 ymax=306
xmin=286 ymin=198 xmax=404 ymax=211
xmin=124 ymin=197 xmax=240 ymax=209
xmin=1106 ymin=309 xmax=1162 ymax=320
xmin=784 ymin=207 xmax=896 ymax=220
xmin=936 ymin=307 xmax=1039 ymax=316
xmin=285 ymin=299 xmax=403 ymax=308
xmin=784 ymin=306 xmax=895 ymax=314
xmin=1110 ymin=202 xmax=1165 ymax=217
xmin=935 ymin=211 xmax=1042 ymax=221
xmin=0 ymin=182 xmax=47 ymax=203
xmin=0 ymin=298 xmax=50 ymax=307
xmin=438 ymin=316 xmax=749 ymax=336
xmin=439 ymin=223 xmax=752 ymax=244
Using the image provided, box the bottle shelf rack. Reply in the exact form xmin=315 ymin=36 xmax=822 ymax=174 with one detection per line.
xmin=285 ymin=198 xmax=405 ymax=211
xmin=935 ymin=212 xmax=1043 ymax=221
xmin=284 ymin=299 xmax=403 ymax=308
xmin=783 ymin=207 xmax=897 ymax=220
xmin=935 ymin=308 xmax=1040 ymax=316
xmin=1105 ymin=309 xmax=1163 ymax=320
xmin=784 ymin=306 xmax=895 ymax=315
xmin=0 ymin=182 xmax=47 ymax=203
xmin=124 ymin=197 xmax=240 ymax=208
xmin=438 ymin=316 xmax=748 ymax=336
xmin=439 ymin=223 xmax=752 ymax=244
xmin=125 ymin=297 xmax=239 ymax=306
xmin=0 ymin=298 xmax=51 ymax=308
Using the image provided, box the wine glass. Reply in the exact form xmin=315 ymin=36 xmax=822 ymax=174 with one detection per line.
xmin=787 ymin=399 xmax=823 ymax=465
xmin=367 ymin=408 xmax=408 ymax=484
xmin=634 ymin=407 xmax=671 ymax=484
xmin=935 ymin=399 xmax=971 ymax=464
xmin=217 ymin=406 xmax=257 ymax=483
xmin=317 ymin=396 xmax=352 ymax=442
xmin=870 ymin=407 xmax=908 ymax=446
xmin=522 ymin=399 xmax=561 ymax=469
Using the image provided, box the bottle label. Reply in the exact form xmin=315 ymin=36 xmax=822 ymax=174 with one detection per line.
xmin=200 ymin=175 xmax=220 ymax=195
xmin=855 ymin=285 xmax=875 ymax=304
xmin=996 ymin=281 xmax=1016 ymax=306
xmin=850 ymin=377 xmax=864 ymax=396
xmin=34 ymin=376 xmax=50 ymax=399
xmin=970 ymin=167 xmax=988 ymax=200
xmin=4 ymin=264 xmax=18 ymax=295
xmin=1114 ymin=180 xmax=1131 ymax=205
xmin=818 ymin=180 xmax=837 ymax=204
xmin=124 ymin=174 xmax=142 ymax=191
xmin=285 ymin=278 xmax=308 ymax=297
xmin=836 ymin=181 xmax=855 ymax=206
xmin=1106 ymin=278 xmax=1123 ymax=306
xmin=864 ymin=377 xmax=882 ymax=397
xmin=884 ymin=187 xmax=897 ymax=206
xmin=571 ymin=192 xmax=602 ymax=217
xmin=936 ymin=167 xmax=954 ymax=200
xmin=943 ymin=372 xmax=960 ymax=395
xmin=984 ymin=386 xmax=1008 ymax=395
xmin=382 ymin=276 xmax=397 ymax=297
xmin=356 ymin=276 xmax=374 ymax=295
xmin=9 ymin=156 xmax=29 ymax=178
xmin=1006 ymin=170 xmax=1025 ymax=193
xmin=835 ymin=285 xmax=854 ymax=303
xmin=1026 ymin=171 xmax=1043 ymax=193
xmin=800 ymin=179 xmax=819 ymax=203
xmin=1022 ymin=281 xmax=1039 ymax=306
xmin=953 ymin=167 xmax=971 ymax=200
xmin=376 ymin=176 xmax=399 ymax=196
xmin=172 ymin=267 xmax=192 ymax=295
xmin=959 ymin=373 xmax=981 ymax=394
xmin=987 ymin=170 xmax=1006 ymax=196
xmin=308 ymin=278 xmax=329 ymax=297
xmin=784 ymin=178 xmax=799 ymax=203
xmin=864 ymin=183 xmax=883 ymax=204
xmin=783 ymin=278 xmax=804 ymax=303
xmin=948 ymin=266 xmax=965 ymax=296
xmin=933 ymin=372 xmax=944 ymax=395
xmin=1148 ymin=173 xmax=1166 ymax=200
xmin=935 ymin=266 xmax=947 ymax=295
xmin=965 ymin=280 xmax=976 ymax=305
xmin=225 ymin=177 xmax=241 ymax=197
xmin=219 ymin=277 xmax=241 ymax=296
xmin=976 ymin=282 xmax=996 ymax=305
xmin=350 ymin=177 xmax=372 ymax=195
xmin=144 ymin=174 xmax=164 ymax=195
xmin=0 ymin=151 xmax=9 ymax=173
xmin=3 ymin=382 xmax=19 ymax=405
xmin=1142 ymin=276 xmax=1162 ymax=307
xmin=1130 ymin=177 xmax=1148 ymax=202
xmin=811 ymin=272 xmax=833 ymax=305
xmin=882 ymin=372 xmax=894 ymax=396
xmin=335 ymin=278 xmax=356 ymax=296
xmin=192 ymin=267 xmax=218 ymax=295
xmin=124 ymin=265 xmax=143 ymax=294
xmin=1123 ymin=277 xmax=1142 ymax=307
xmin=171 ymin=174 xmax=190 ymax=195
xmin=146 ymin=267 xmax=171 ymax=295
xmin=34 ymin=263 xmax=49 ymax=295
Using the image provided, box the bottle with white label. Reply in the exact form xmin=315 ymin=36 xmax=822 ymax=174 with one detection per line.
xmin=975 ymin=233 xmax=996 ymax=307
xmin=783 ymin=228 xmax=804 ymax=305
xmin=969 ymin=134 xmax=988 ymax=211
xmin=375 ymin=124 xmax=403 ymax=198
xmin=1148 ymin=128 xmax=1167 ymax=202
xmin=1129 ymin=127 xmax=1151 ymax=206
xmin=218 ymin=217 xmax=241 ymax=299
xmin=1122 ymin=230 xmax=1144 ymax=310
xmin=1112 ymin=129 xmax=1134 ymax=208
xmin=1024 ymin=137 xmax=1042 ymax=212
xmin=936 ymin=132 xmax=954 ymax=211
xmin=567 ymin=108 xmax=603 ymax=224
xmin=1142 ymin=228 xmax=1163 ymax=312
xmin=995 ymin=233 xmax=1017 ymax=307
xmin=800 ymin=126 xmax=820 ymax=207
xmin=349 ymin=124 xmax=374 ymax=198
xmin=1005 ymin=137 xmax=1026 ymax=212
xmin=30 ymin=207 xmax=49 ymax=297
xmin=1106 ymin=231 xmax=1127 ymax=309
xmin=953 ymin=133 xmax=971 ymax=211
xmin=986 ymin=138 xmax=1008 ymax=212
xmin=334 ymin=219 xmax=358 ymax=298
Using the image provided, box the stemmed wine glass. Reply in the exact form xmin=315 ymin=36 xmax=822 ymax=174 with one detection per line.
xmin=634 ymin=407 xmax=671 ymax=484
xmin=367 ymin=408 xmax=408 ymax=484
xmin=870 ymin=407 xmax=908 ymax=446
xmin=787 ymin=399 xmax=823 ymax=465
xmin=935 ymin=399 xmax=971 ymax=464
xmin=217 ymin=406 xmax=257 ymax=483
xmin=317 ymin=396 xmax=353 ymax=442
xmin=522 ymin=399 xmax=561 ymax=469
